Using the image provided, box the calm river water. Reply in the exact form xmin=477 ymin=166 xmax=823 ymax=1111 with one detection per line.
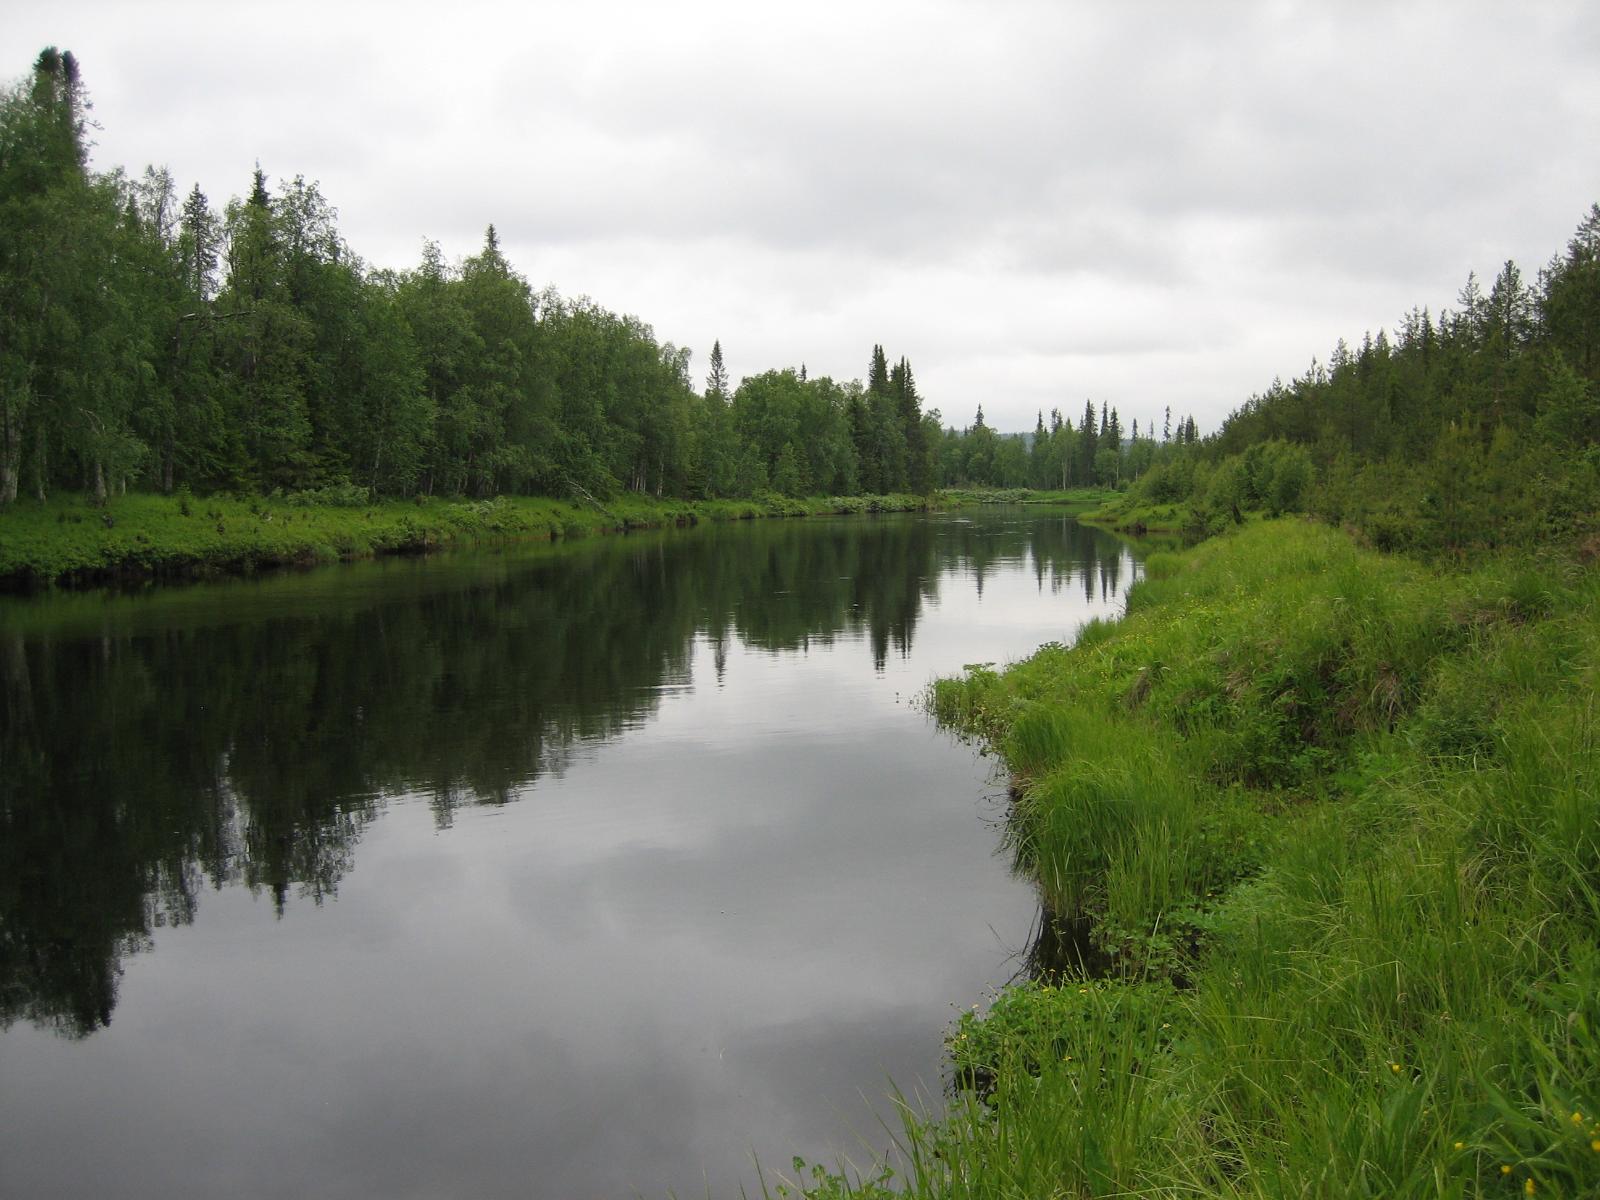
xmin=0 ymin=508 xmax=1140 ymax=1199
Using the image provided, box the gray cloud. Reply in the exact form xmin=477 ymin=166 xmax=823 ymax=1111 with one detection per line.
xmin=4 ymin=0 xmax=1597 ymax=432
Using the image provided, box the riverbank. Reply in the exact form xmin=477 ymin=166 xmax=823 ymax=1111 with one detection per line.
xmin=1077 ymin=495 xmax=1192 ymax=536
xmin=792 ymin=520 xmax=1600 ymax=1198
xmin=939 ymin=487 xmax=1117 ymax=511
xmin=0 ymin=490 xmax=941 ymax=590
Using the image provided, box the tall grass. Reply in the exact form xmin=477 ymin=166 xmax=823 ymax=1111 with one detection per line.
xmin=853 ymin=521 xmax=1600 ymax=1198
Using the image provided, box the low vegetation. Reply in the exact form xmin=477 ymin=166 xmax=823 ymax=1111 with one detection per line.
xmin=774 ymin=520 xmax=1600 ymax=1198
xmin=0 ymin=489 xmax=938 ymax=588
xmin=936 ymin=487 xmax=1116 ymax=510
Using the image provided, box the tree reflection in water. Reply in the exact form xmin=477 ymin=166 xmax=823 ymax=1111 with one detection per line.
xmin=0 ymin=512 xmax=1134 ymax=1037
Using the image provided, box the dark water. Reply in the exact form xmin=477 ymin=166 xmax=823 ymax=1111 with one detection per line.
xmin=0 ymin=509 xmax=1140 ymax=1199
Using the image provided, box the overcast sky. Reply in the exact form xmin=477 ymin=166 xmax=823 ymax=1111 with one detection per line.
xmin=4 ymin=1 xmax=1597 ymax=435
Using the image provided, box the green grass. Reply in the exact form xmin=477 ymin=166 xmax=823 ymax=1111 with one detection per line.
xmin=800 ymin=519 xmax=1600 ymax=1198
xmin=1077 ymin=496 xmax=1192 ymax=533
xmin=0 ymin=489 xmax=941 ymax=588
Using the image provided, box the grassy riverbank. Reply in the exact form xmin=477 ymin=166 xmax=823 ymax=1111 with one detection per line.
xmin=786 ymin=520 xmax=1600 ymax=1198
xmin=938 ymin=487 xmax=1118 ymax=511
xmin=0 ymin=490 xmax=939 ymax=589
xmin=1077 ymin=496 xmax=1192 ymax=535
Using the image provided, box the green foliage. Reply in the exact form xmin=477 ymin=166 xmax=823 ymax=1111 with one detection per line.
xmin=281 ymin=481 xmax=371 ymax=508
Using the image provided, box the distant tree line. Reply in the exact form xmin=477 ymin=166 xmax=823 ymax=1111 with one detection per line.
xmin=931 ymin=399 xmax=1198 ymax=491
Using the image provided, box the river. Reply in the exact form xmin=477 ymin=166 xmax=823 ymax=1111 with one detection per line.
xmin=0 ymin=508 xmax=1140 ymax=1199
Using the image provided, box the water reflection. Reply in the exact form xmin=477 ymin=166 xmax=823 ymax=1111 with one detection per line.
xmin=0 ymin=510 xmax=1134 ymax=1056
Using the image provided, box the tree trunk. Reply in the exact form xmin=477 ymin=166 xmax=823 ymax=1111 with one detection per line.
xmin=0 ymin=409 xmax=19 ymax=505
xmin=31 ymin=423 xmax=47 ymax=502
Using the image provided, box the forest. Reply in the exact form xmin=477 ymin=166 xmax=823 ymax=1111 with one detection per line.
xmin=6 ymin=45 xmax=1598 ymax=558
xmin=1108 ymin=209 xmax=1600 ymax=555
xmin=0 ymin=48 xmax=1186 ymax=513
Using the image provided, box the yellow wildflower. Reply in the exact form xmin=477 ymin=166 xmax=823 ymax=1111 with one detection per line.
xmin=1524 ymin=1177 xmax=1535 ymax=1196
xmin=1453 ymin=1141 xmax=1464 ymax=1151
xmin=1389 ymin=1062 xmax=1402 ymax=1074
xmin=1501 ymin=1165 xmax=1513 ymax=1176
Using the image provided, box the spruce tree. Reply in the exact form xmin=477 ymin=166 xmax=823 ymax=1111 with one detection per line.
xmin=892 ymin=356 xmax=928 ymax=492
xmin=868 ymin=344 xmax=890 ymax=397
xmin=1073 ymin=400 xmax=1092 ymax=482
xmin=706 ymin=338 xmax=728 ymax=403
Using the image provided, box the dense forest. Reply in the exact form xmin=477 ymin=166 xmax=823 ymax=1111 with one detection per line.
xmin=0 ymin=48 xmax=1186 ymax=510
xmin=1115 ymin=210 xmax=1600 ymax=554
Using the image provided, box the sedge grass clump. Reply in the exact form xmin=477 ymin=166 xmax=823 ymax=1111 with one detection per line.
xmin=1002 ymin=705 xmax=1078 ymax=777
xmin=1009 ymin=717 xmax=1202 ymax=929
xmin=920 ymin=980 xmax=1181 ymax=1198
xmin=1140 ymin=549 xmax=1184 ymax=581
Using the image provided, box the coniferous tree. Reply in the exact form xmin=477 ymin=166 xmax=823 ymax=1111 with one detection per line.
xmin=868 ymin=344 xmax=890 ymax=396
xmin=866 ymin=345 xmax=904 ymax=491
xmin=1029 ymin=410 xmax=1050 ymax=488
xmin=892 ymin=356 xmax=929 ymax=492
xmin=850 ymin=388 xmax=878 ymax=493
xmin=706 ymin=338 xmax=728 ymax=403
xmin=214 ymin=166 xmax=317 ymax=489
xmin=1541 ymin=205 xmax=1600 ymax=378
xmin=1077 ymin=399 xmax=1099 ymax=482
